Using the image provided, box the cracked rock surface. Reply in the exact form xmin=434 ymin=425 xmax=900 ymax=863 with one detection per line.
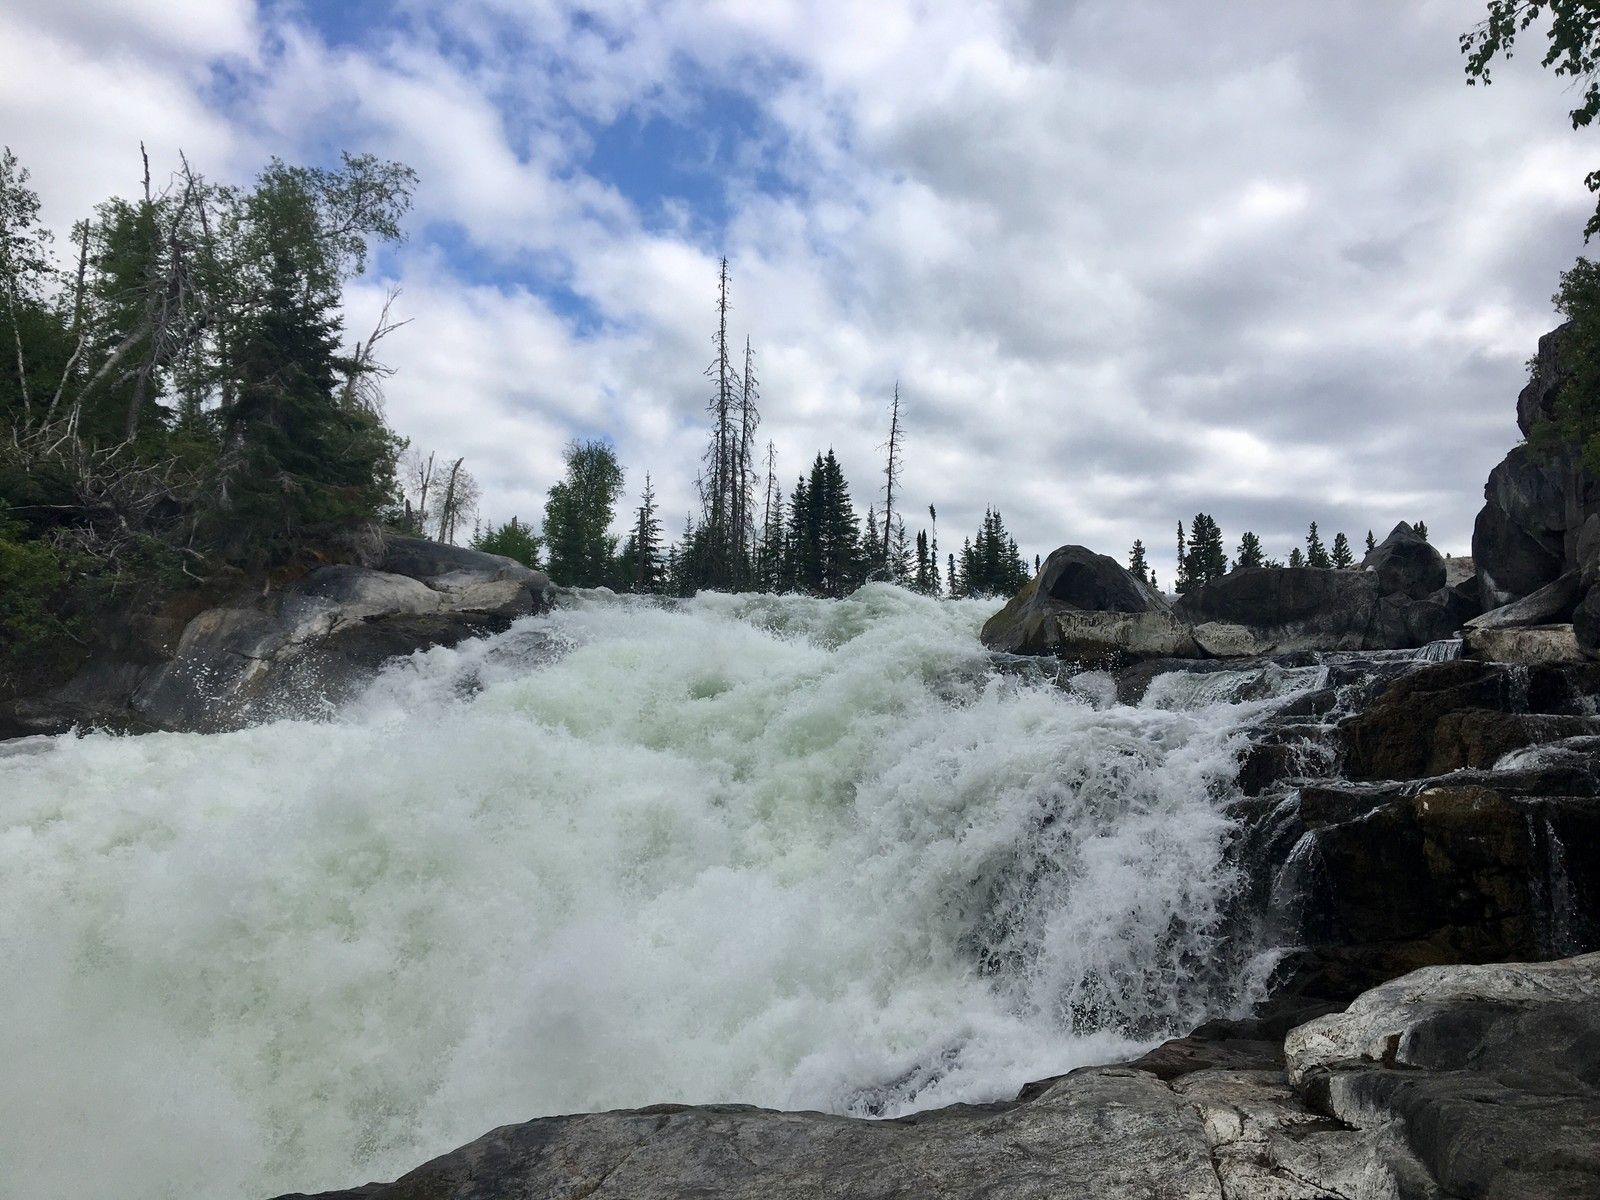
xmin=273 ymin=953 xmax=1600 ymax=1200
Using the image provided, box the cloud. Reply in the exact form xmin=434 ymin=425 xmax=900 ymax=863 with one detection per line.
xmin=1 ymin=0 xmax=1591 ymax=583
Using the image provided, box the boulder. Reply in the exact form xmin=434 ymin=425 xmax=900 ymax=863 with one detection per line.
xmin=1464 ymin=623 xmax=1584 ymax=665
xmin=1466 ymin=570 xmax=1583 ymax=630
xmin=980 ymin=546 xmax=1196 ymax=664
xmin=1173 ymin=567 xmax=1391 ymax=652
xmin=1189 ymin=621 xmax=1267 ymax=658
xmin=1473 ymin=490 xmax=1566 ymax=608
xmin=1360 ymin=521 xmax=1445 ymax=600
xmin=14 ymin=538 xmax=555 ymax=736
xmin=1515 ymin=322 xmax=1573 ymax=437
xmin=1577 ymin=584 xmax=1600 ymax=661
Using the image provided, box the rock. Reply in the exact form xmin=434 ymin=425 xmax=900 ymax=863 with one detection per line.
xmin=1174 ymin=567 xmax=1381 ymax=653
xmin=1464 ymin=623 xmax=1584 ymax=665
xmin=1428 ymin=709 xmax=1600 ymax=772
xmin=1285 ymin=953 xmax=1600 ymax=1200
xmin=1466 ymin=571 xmax=1584 ymax=629
xmin=1577 ymin=584 xmax=1600 ymax=661
xmin=20 ymin=538 xmax=556 ymax=736
xmin=1190 ymin=621 xmax=1267 ymax=658
xmin=1339 ymin=660 xmax=1525 ymax=781
xmin=1360 ymin=521 xmax=1445 ymax=600
xmin=1442 ymin=554 xmax=1476 ymax=588
xmin=273 ymin=1069 xmax=1226 ymax=1200
xmin=1576 ymin=513 xmax=1600 ymax=586
xmin=980 ymin=546 xmax=1197 ymax=664
xmin=1516 ymin=323 xmax=1573 ymax=438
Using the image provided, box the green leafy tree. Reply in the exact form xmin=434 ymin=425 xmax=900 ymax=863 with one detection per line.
xmin=544 ymin=439 xmax=625 ymax=587
xmin=1331 ymin=531 xmax=1355 ymax=568
xmin=1463 ymin=2 xmax=1600 ymax=238
xmin=472 ymin=516 xmax=541 ymax=569
xmin=1545 ymin=257 xmax=1600 ymax=471
xmin=1234 ymin=531 xmax=1265 ymax=569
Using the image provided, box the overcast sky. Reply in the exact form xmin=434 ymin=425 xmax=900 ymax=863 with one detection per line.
xmin=2 ymin=0 xmax=1592 ymax=580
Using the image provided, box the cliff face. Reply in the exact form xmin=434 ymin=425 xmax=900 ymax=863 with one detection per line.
xmin=0 ymin=536 xmax=551 ymax=738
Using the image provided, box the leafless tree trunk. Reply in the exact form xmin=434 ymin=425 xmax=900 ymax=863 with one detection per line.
xmin=882 ymin=381 xmax=904 ymax=577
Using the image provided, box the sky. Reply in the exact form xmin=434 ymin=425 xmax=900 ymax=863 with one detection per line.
xmin=1 ymin=0 xmax=1593 ymax=582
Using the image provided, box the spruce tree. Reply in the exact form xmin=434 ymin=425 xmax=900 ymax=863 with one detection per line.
xmin=630 ymin=474 xmax=664 ymax=593
xmin=1331 ymin=531 xmax=1354 ymax=569
xmin=1305 ymin=521 xmax=1331 ymax=569
xmin=1289 ymin=546 xmax=1306 ymax=568
xmin=1175 ymin=520 xmax=1189 ymax=593
xmin=1234 ymin=531 xmax=1265 ymax=570
xmin=1414 ymin=520 xmax=1429 ymax=542
xmin=1181 ymin=513 xmax=1227 ymax=587
xmin=1365 ymin=530 xmax=1376 ymax=554
xmin=1128 ymin=539 xmax=1149 ymax=582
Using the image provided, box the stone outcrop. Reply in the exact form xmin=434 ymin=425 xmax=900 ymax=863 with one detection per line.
xmin=274 ymin=953 xmax=1600 ymax=1200
xmin=1360 ymin=521 xmax=1445 ymax=600
xmin=0 ymin=536 xmax=552 ymax=738
xmin=980 ymin=545 xmax=1198 ymax=664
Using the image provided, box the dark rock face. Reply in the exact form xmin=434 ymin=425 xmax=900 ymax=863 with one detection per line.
xmin=980 ymin=546 xmax=1197 ymax=664
xmin=0 ymin=537 xmax=554 ymax=737
xmin=1577 ymin=584 xmax=1600 ymax=660
xmin=1360 ymin=521 xmax=1445 ymax=600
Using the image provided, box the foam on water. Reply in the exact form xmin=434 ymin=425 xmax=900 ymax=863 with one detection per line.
xmin=1 ymin=586 xmax=1293 ymax=1200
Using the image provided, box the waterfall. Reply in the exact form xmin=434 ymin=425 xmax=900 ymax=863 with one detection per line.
xmin=1413 ymin=638 xmax=1463 ymax=663
xmin=0 ymin=586 xmax=1319 ymax=1200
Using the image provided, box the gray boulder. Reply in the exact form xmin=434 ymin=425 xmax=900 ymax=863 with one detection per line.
xmin=1466 ymin=570 xmax=1584 ymax=630
xmin=1361 ymin=522 xmax=1445 ymax=600
xmin=1576 ymin=584 xmax=1600 ymax=661
xmin=980 ymin=546 xmax=1197 ymax=664
xmin=1464 ymin=623 xmax=1585 ymax=665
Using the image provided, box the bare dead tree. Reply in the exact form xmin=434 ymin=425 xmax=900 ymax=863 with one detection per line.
xmin=435 ymin=456 xmax=480 ymax=545
xmin=881 ymin=381 xmax=904 ymax=578
xmin=340 ymin=287 xmax=411 ymax=416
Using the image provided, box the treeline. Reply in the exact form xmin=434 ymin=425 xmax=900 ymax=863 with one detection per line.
xmin=1127 ymin=517 xmax=1431 ymax=593
xmin=0 ymin=144 xmax=417 ymax=680
xmin=469 ymin=260 xmax=1032 ymax=600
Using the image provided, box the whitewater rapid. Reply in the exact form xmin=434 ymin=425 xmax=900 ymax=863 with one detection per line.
xmin=1 ymin=586 xmax=1305 ymax=1200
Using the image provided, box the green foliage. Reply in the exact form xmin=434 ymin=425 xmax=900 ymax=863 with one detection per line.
xmin=1331 ymin=531 xmax=1355 ymax=568
xmin=1463 ymin=1 xmax=1600 ymax=237
xmin=1128 ymin=538 xmax=1149 ymax=582
xmin=1234 ymin=531 xmax=1265 ymax=570
xmin=1178 ymin=513 xmax=1227 ymax=590
xmin=1365 ymin=530 xmax=1376 ymax=553
xmin=1304 ymin=522 xmax=1331 ymax=569
xmin=0 ymin=517 xmax=78 ymax=686
xmin=1288 ymin=546 xmax=1306 ymax=568
xmin=544 ymin=439 xmax=625 ymax=587
xmin=956 ymin=508 xmax=1029 ymax=597
xmin=472 ymin=516 xmax=542 ymax=569
xmin=1537 ymin=256 xmax=1600 ymax=470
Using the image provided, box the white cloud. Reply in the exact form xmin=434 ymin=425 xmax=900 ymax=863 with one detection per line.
xmin=1 ymin=0 xmax=1592 ymax=581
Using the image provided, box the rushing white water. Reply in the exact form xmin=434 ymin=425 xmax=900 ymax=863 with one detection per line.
xmin=1 ymin=586 xmax=1292 ymax=1200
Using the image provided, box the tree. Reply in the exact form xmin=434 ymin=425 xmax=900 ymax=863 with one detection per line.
xmin=1305 ymin=521 xmax=1331 ymax=569
xmin=1543 ymin=258 xmax=1600 ymax=471
xmin=1414 ymin=520 xmax=1430 ymax=542
xmin=695 ymin=257 xmax=746 ymax=589
xmin=959 ymin=508 xmax=1029 ymax=596
xmin=1365 ymin=529 xmax=1376 ymax=554
xmin=544 ymin=439 xmax=624 ymax=587
xmin=1128 ymin=538 xmax=1149 ymax=582
xmin=1331 ymin=531 xmax=1355 ymax=568
xmin=434 ymin=457 xmax=480 ymax=544
xmin=629 ymin=473 xmax=665 ymax=593
xmin=1181 ymin=513 xmax=1227 ymax=588
xmin=880 ymin=381 xmax=904 ymax=580
xmin=1289 ymin=546 xmax=1306 ymax=568
xmin=1463 ymin=1 xmax=1600 ymax=238
xmin=1174 ymin=520 xmax=1189 ymax=593
xmin=472 ymin=516 xmax=541 ymax=568
xmin=1234 ymin=531 xmax=1265 ymax=570
xmin=0 ymin=148 xmax=55 ymax=426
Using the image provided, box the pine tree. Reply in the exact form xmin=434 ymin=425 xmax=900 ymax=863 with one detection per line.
xmin=1181 ymin=513 xmax=1227 ymax=587
xmin=816 ymin=449 xmax=862 ymax=597
xmin=1234 ymin=531 xmax=1265 ymax=570
xmin=1289 ymin=546 xmax=1306 ymax=568
xmin=1414 ymin=520 xmax=1429 ymax=542
xmin=696 ymin=257 xmax=743 ymax=589
xmin=929 ymin=504 xmax=942 ymax=597
xmin=880 ymin=381 xmax=904 ymax=581
xmin=1175 ymin=520 xmax=1190 ymax=593
xmin=471 ymin=516 xmax=541 ymax=568
xmin=629 ymin=473 xmax=664 ymax=593
xmin=959 ymin=509 xmax=1029 ymax=595
xmin=1305 ymin=522 xmax=1331 ymax=569
xmin=1331 ymin=531 xmax=1354 ymax=569
xmin=1365 ymin=530 xmax=1376 ymax=554
xmin=1128 ymin=539 xmax=1149 ymax=582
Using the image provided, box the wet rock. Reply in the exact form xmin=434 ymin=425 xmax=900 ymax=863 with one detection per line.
xmin=1338 ymin=659 xmax=1518 ymax=781
xmin=273 ymin=1069 xmax=1225 ymax=1200
xmin=1360 ymin=521 xmax=1445 ymax=600
xmin=1576 ymin=583 xmax=1600 ymax=661
xmin=1466 ymin=571 xmax=1584 ymax=629
xmin=1464 ymin=622 xmax=1584 ymax=665
xmin=1191 ymin=621 xmax=1268 ymax=658
xmin=980 ymin=545 xmax=1197 ymax=664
